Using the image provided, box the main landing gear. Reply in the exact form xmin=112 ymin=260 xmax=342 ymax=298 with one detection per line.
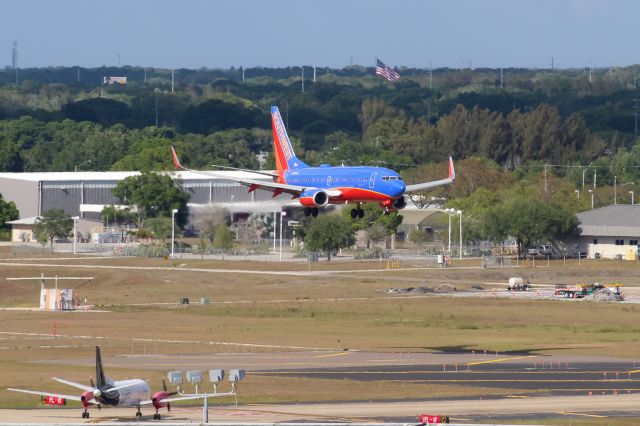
xmin=303 ymin=207 xmax=319 ymax=217
xmin=82 ymin=409 xmax=89 ymax=418
xmin=153 ymin=411 xmax=162 ymax=420
xmin=135 ymin=406 xmax=142 ymax=418
xmin=350 ymin=204 xmax=365 ymax=219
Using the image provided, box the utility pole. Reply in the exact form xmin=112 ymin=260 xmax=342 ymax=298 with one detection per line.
xmin=313 ymin=65 xmax=316 ymax=83
xmin=500 ymin=67 xmax=503 ymax=88
xmin=594 ymin=169 xmax=597 ymax=190
xmin=144 ymin=68 xmax=147 ymax=84
xmin=77 ymin=66 xmax=80 ymax=84
xmin=544 ymin=164 xmax=548 ymax=192
xmin=301 ymin=66 xmax=304 ymax=93
xmin=634 ymin=97 xmax=639 ymax=138
xmin=429 ymin=61 xmax=433 ymax=90
xmin=171 ymin=69 xmax=174 ymax=93
xmin=11 ymin=41 xmax=18 ymax=85
xmin=551 ymin=56 xmax=554 ymax=71
xmin=589 ymin=67 xmax=592 ymax=84
xmin=241 ymin=66 xmax=245 ymax=82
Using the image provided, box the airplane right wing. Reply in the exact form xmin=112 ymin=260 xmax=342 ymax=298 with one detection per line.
xmin=140 ymin=392 xmax=234 ymax=406
xmin=404 ymin=157 xmax=456 ymax=192
xmin=7 ymin=387 xmax=97 ymax=404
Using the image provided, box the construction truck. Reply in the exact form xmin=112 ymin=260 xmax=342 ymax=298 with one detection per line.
xmin=508 ymin=277 xmax=530 ymax=291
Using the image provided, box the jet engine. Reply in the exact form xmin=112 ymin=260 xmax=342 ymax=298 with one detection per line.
xmin=299 ymin=189 xmax=329 ymax=207
xmin=392 ymin=196 xmax=407 ymax=210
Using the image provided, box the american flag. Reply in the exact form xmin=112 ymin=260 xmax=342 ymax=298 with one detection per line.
xmin=375 ymin=59 xmax=400 ymax=82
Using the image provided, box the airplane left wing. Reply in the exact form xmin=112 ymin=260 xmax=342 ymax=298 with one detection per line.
xmin=7 ymin=387 xmax=97 ymax=404
xmin=404 ymin=157 xmax=456 ymax=192
xmin=171 ymin=146 xmax=341 ymax=198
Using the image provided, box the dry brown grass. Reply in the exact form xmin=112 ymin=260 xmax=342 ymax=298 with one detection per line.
xmin=1 ymin=255 xmax=639 ymax=408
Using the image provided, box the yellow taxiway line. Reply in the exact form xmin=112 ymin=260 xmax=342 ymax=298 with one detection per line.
xmin=556 ymin=411 xmax=607 ymax=418
xmin=467 ymin=355 xmax=537 ymax=366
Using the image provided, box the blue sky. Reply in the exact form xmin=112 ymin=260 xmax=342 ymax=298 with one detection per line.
xmin=1 ymin=0 xmax=637 ymax=69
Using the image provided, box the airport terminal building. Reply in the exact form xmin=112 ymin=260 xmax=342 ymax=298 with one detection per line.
xmin=0 ymin=170 xmax=279 ymax=221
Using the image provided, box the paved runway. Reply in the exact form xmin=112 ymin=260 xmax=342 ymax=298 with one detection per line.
xmin=255 ymin=361 xmax=640 ymax=395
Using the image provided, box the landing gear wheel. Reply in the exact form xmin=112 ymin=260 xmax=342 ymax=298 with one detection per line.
xmin=304 ymin=208 xmax=311 ymax=217
xmin=136 ymin=410 xmax=142 ymax=418
xmin=311 ymin=207 xmax=318 ymax=217
xmin=357 ymin=208 xmax=364 ymax=218
xmin=82 ymin=411 xmax=89 ymax=419
xmin=350 ymin=208 xmax=358 ymax=218
xmin=153 ymin=412 xmax=161 ymax=420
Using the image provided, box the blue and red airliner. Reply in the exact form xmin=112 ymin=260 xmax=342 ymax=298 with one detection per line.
xmin=171 ymin=106 xmax=455 ymax=218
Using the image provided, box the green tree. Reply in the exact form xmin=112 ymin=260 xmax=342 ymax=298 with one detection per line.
xmin=304 ymin=215 xmax=355 ymax=261
xmin=112 ymin=171 xmax=189 ymax=228
xmin=101 ymin=205 xmax=134 ymax=227
xmin=146 ymin=217 xmax=173 ymax=241
xmin=213 ymin=223 xmax=234 ymax=250
xmin=34 ymin=209 xmax=73 ymax=251
xmin=481 ymin=192 xmax=577 ymax=253
xmin=0 ymin=193 xmax=19 ymax=240
xmin=193 ymin=237 xmax=210 ymax=260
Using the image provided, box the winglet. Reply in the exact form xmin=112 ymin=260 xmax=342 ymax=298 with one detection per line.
xmin=170 ymin=146 xmax=185 ymax=170
xmin=448 ymin=157 xmax=456 ymax=182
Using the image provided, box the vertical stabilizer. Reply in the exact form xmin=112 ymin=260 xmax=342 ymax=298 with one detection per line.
xmin=95 ymin=346 xmax=107 ymax=388
xmin=271 ymin=106 xmax=308 ymax=176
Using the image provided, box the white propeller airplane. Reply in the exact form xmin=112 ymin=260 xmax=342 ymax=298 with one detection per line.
xmin=8 ymin=346 xmax=237 ymax=420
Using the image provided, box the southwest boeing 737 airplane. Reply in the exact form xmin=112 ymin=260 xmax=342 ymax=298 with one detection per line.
xmin=7 ymin=346 xmax=235 ymax=420
xmin=171 ymin=106 xmax=455 ymax=217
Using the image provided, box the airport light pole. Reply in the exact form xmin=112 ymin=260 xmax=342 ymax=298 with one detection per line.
xmin=457 ymin=210 xmax=462 ymax=260
xmin=171 ymin=208 xmax=178 ymax=258
xmin=630 ymin=190 xmax=635 ymax=205
xmin=588 ymin=189 xmax=594 ymax=209
xmin=279 ymin=211 xmax=287 ymax=262
xmin=72 ymin=216 xmax=79 ymax=255
xmin=614 ymin=175 xmax=617 ymax=205
xmin=445 ymin=208 xmax=454 ymax=253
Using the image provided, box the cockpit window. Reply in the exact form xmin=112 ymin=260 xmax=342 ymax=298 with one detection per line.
xmin=382 ymin=176 xmax=401 ymax=181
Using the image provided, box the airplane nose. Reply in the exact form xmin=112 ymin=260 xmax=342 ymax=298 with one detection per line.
xmin=395 ymin=182 xmax=406 ymax=197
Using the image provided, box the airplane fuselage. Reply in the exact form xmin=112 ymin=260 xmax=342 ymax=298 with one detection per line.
xmin=284 ymin=165 xmax=406 ymax=203
xmin=96 ymin=379 xmax=150 ymax=407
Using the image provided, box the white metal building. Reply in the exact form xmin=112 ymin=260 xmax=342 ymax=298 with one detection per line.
xmin=0 ymin=170 xmax=280 ymax=221
xmin=576 ymin=205 xmax=640 ymax=260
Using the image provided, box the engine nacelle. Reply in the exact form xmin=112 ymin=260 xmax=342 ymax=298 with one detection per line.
xmin=299 ymin=189 xmax=329 ymax=207
xmin=80 ymin=390 xmax=94 ymax=408
xmin=392 ymin=196 xmax=407 ymax=210
xmin=151 ymin=391 xmax=169 ymax=410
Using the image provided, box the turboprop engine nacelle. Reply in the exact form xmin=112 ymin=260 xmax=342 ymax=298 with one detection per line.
xmin=299 ymin=189 xmax=329 ymax=207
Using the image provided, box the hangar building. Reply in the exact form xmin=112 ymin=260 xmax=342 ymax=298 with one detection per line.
xmin=0 ymin=171 xmax=279 ymax=221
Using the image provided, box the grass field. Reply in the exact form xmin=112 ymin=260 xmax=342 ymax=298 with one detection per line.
xmin=0 ymin=253 xmax=639 ymax=414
